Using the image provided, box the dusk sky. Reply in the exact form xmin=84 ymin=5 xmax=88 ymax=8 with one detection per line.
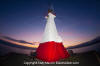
xmin=0 ymin=0 xmax=99 ymax=46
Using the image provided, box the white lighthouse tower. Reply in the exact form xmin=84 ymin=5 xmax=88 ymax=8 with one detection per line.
xmin=41 ymin=7 xmax=62 ymax=43
xmin=36 ymin=6 xmax=70 ymax=62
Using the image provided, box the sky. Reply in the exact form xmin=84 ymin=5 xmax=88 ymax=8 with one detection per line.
xmin=0 ymin=0 xmax=99 ymax=46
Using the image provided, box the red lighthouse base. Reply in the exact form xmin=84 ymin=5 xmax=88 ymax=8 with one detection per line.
xmin=36 ymin=41 xmax=70 ymax=62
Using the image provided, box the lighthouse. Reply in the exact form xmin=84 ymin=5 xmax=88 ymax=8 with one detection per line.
xmin=36 ymin=7 xmax=70 ymax=62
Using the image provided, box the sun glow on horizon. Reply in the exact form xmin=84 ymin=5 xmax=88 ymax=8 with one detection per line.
xmin=0 ymin=36 xmax=86 ymax=48
xmin=0 ymin=33 xmax=96 ymax=48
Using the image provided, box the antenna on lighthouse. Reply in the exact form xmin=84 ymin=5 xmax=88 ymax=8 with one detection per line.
xmin=48 ymin=4 xmax=53 ymax=12
xmin=48 ymin=3 xmax=55 ymax=15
